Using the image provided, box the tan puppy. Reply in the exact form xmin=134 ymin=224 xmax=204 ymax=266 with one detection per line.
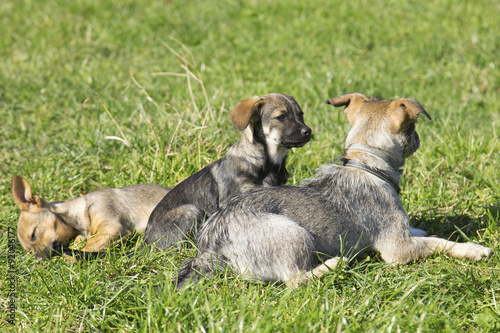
xmin=12 ymin=176 xmax=169 ymax=258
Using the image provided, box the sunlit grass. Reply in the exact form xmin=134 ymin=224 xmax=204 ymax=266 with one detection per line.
xmin=1 ymin=0 xmax=498 ymax=331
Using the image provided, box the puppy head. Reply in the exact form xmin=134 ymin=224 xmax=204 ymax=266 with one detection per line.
xmin=12 ymin=176 xmax=76 ymax=259
xmin=327 ymin=93 xmax=431 ymax=158
xmin=230 ymin=93 xmax=311 ymax=163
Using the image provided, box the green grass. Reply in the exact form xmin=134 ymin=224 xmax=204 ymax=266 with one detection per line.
xmin=1 ymin=0 xmax=499 ymax=331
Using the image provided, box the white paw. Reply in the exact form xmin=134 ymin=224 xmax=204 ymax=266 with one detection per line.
xmin=409 ymin=228 xmax=427 ymax=237
xmin=460 ymin=243 xmax=493 ymax=260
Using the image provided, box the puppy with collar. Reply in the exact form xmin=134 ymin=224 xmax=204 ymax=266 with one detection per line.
xmin=12 ymin=176 xmax=169 ymax=259
xmin=144 ymin=93 xmax=311 ymax=249
xmin=176 ymin=93 xmax=492 ymax=288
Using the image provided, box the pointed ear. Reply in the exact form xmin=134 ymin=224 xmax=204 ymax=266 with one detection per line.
xmin=12 ymin=176 xmax=34 ymax=211
xmin=326 ymin=93 xmax=369 ymax=125
xmin=230 ymin=96 xmax=265 ymax=130
xmin=389 ymin=98 xmax=431 ymax=131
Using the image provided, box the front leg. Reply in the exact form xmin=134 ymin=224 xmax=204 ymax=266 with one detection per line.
xmin=379 ymin=237 xmax=493 ymax=264
xmin=81 ymin=223 xmax=130 ymax=252
xmin=80 ymin=234 xmax=114 ymax=252
xmin=412 ymin=237 xmax=493 ymax=260
xmin=73 ymin=235 xmax=86 ymax=249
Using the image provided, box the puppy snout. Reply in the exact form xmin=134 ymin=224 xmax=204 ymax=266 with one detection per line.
xmin=301 ymin=126 xmax=312 ymax=137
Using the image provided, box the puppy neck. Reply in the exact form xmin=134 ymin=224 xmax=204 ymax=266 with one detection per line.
xmin=342 ymin=144 xmax=404 ymax=193
xmin=254 ymin=118 xmax=289 ymax=167
xmin=265 ymin=143 xmax=289 ymax=167
xmin=345 ymin=143 xmax=402 ymax=171
xmin=49 ymin=198 xmax=90 ymax=234
xmin=231 ymin=122 xmax=288 ymax=167
xmin=227 ymin=125 xmax=288 ymax=186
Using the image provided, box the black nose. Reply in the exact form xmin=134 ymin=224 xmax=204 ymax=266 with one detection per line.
xmin=301 ymin=127 xmax=312 ymax=137
xmin=52 ymin=241 xmax=63 ymax=253
xmin=50 ymin=241 xmax=64 ymax=257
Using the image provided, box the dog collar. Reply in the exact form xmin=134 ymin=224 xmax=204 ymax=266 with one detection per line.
xmin=346 ymin=143 xmax=402 ymax=171
xmin=343 ymin=160 xmax=401 ymax=194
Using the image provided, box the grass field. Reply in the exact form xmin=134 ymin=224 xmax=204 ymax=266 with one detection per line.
xmin=1 ymin=0 xmax=499 ymax=331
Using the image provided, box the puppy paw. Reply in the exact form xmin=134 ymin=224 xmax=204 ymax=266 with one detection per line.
xmin=461 ymin=243 xmax=493 ymax=260
xmin=409 ymin=228 xmax=427 ymax=237
xmin=63 ymin=254 xmax=78 ymax=264
xmin=476 ymin=245 xmax=494 ymax=260
xmin=72 ymin=235 xmax=87 ymax=249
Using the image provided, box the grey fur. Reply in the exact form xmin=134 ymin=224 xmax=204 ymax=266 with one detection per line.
xmin=176 ymin=93 xmax=492 ymax=288
xmin=144 ymin=93 xmax=311 ymax=249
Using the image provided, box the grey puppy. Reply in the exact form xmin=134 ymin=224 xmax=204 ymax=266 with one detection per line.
xmin=144 ymin=93 xmax=311 ymax=249
xmin=177 ymin=93 xmax=493 ymax=288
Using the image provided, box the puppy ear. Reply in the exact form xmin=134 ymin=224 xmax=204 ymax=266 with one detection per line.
xmin=326 ymin=93 xmax=369 ymax=125
xmin=389 ymin=98 xmax=431 ymax=131
xmin=230 ymin=96 xmax=265 ymax=130
xmin=12 ymin=176 xmax=33 ymax=211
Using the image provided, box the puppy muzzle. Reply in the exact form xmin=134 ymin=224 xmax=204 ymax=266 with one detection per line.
xmin=282 ymin=125 xmax=312 ymax=148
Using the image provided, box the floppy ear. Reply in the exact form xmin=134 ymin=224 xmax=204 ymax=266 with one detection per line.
xmin=12 ymin=176 xmax=35 ymax=211
xmin=389 ymin=98 xmax=431 ymax=131
xmin=326 ymin=93 xmax=369 ymax=125
xmin=230 ymin=96 xmax=265 ymax=130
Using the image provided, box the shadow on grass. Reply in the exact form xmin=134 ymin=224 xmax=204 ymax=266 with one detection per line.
xmin=409 ymin=210 xmax=496 ymax=242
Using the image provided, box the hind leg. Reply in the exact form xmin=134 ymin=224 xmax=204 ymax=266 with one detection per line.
xmin=175 ymin=251 xmax=221 ymax=289
xmin=180 ymin=213 xmax=340 ymax=288
xmin=145 ymin=204 xmax=206 ymax=249
xmin=221 ymin=214 xmax=315 ymax=282
xmin=286 ymin=257 xmax=343 ymax=288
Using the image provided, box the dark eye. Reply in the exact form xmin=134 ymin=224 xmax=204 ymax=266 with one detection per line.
xmin=275 ymin=114 xmax=287 ymax=121
xmin=31 ymin=227 xmax=37 ymax=242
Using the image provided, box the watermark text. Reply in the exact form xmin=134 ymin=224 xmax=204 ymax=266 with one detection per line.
xmin=7 ymin=227 xmax=17 ymax=325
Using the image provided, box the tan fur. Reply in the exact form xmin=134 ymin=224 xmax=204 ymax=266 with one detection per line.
xmin=327 ymin=93 xmax=429 ymax=132
xmin=230 ymin=96 xmax=264 ymax=130
xmin=12 ymin=176 xmax=169 ymax=259
xmin=388 ymin=98 xmax=428 ymax=132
